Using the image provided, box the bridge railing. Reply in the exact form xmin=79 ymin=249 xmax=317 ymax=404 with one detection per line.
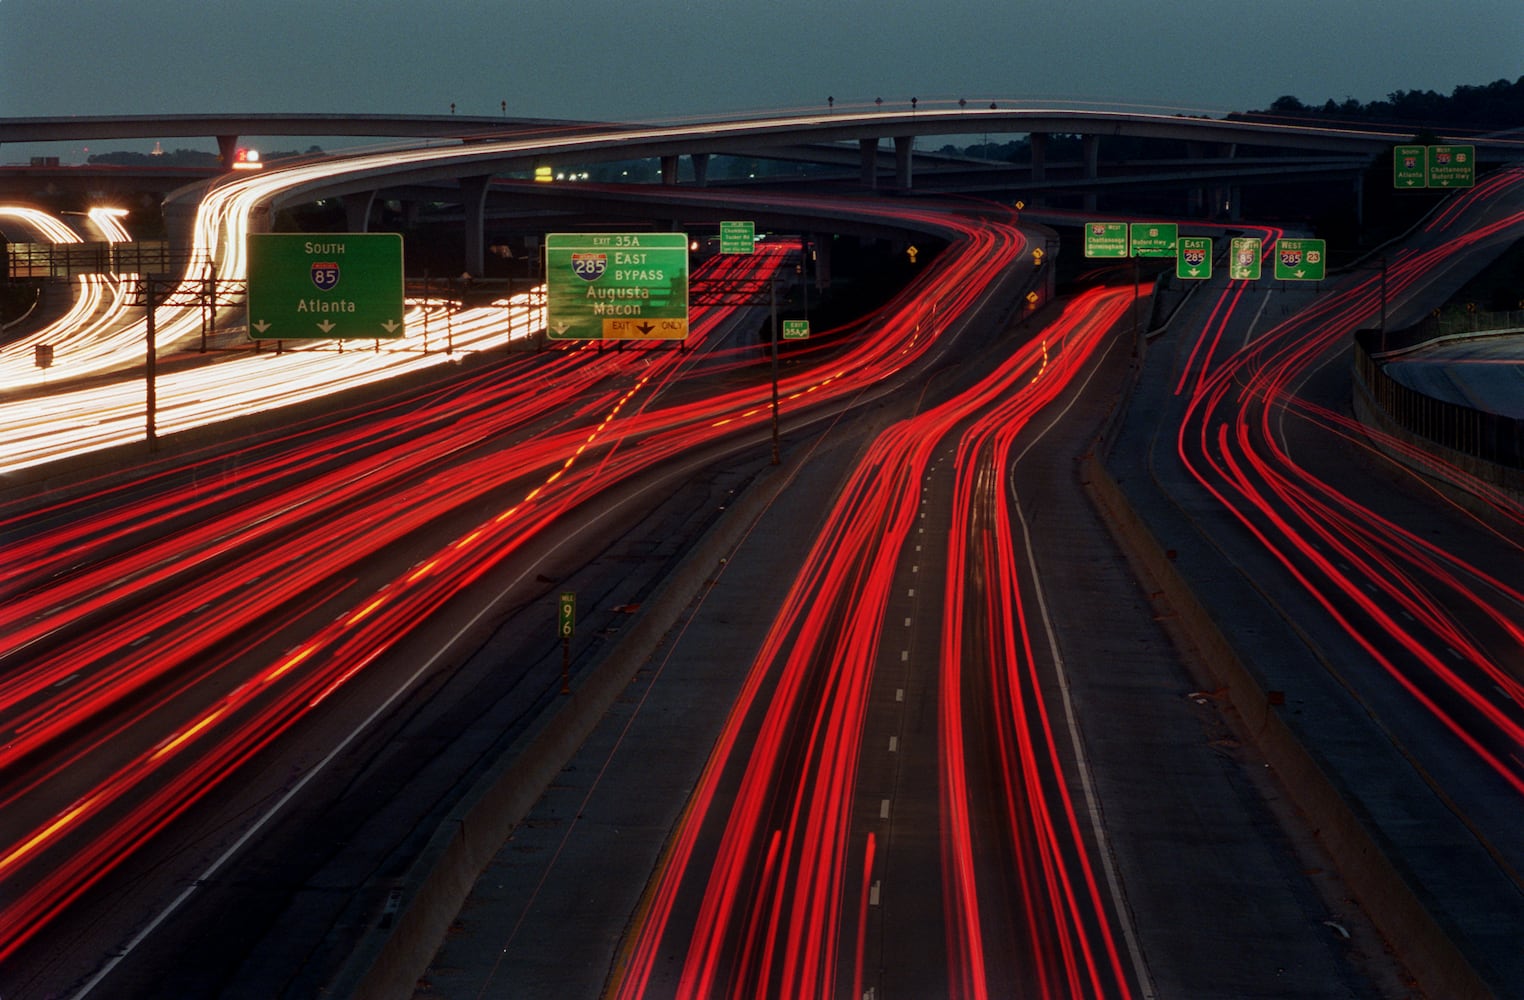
xmin=1353 ymin=325 xmax=1524 ymax=475
xmin=1366 ymin=308 xmax=1524 ymax=356
xmin=4 ymin=240 xmax=182 ymax=278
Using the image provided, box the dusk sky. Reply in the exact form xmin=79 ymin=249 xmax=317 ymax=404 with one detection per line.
xmin=2 ymin=0 xmax=1520 ymax=158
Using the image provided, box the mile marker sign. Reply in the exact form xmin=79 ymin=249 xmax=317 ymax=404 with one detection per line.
xmin=246 ymin=233 xmax=404 ymax=339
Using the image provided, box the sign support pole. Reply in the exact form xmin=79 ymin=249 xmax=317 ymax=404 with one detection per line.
xmin=145 ymin=277 xmax=158 ymax=451
xmin=770 ymin=278 xmax=781 ymax=466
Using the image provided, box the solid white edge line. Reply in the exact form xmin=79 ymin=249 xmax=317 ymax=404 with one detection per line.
xmin=1009 ymin=329 xmax=1157 ymax=999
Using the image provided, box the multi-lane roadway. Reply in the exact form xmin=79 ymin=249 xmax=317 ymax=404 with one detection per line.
xmin=3 ymin=117 xmax=1523 ymax=1000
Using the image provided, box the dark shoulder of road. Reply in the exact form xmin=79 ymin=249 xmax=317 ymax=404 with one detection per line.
xmin=413 ymin=291 xmax=1411 ymax=998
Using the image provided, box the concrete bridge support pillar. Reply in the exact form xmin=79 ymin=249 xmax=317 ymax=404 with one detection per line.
xmin=459 ymin=174 xmax=491 ymax=278
xmin=893 ymin=136 xmax=915 ymax=190
xmin=1082 ymin=134 xmax=1101 ymax=212
xmin=809 ymin=233 xmax=830 ymax=289
xmin=661 ymin=155 xmax=680 ymax=185
xmin=162 ymin=198 xmax=201 ymax=262
xmin=859 ymin=138 xmax=879 ymax=190
xmin=1029 ymin=132 xmax=1048 ymax=183
xmin=343 ymin=192 xmax=375 ymax=233
xmin=691 ymin=153 xmax=709 ymax=187
xmin=216 ymin=134 xmax=239 ymax=170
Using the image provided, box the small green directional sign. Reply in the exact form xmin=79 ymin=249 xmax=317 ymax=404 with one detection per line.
xmin=1176 ymin=237 xmax=1213 ymax=279
xmin=719 ymin=220 xmax=755 ymax=254
xmin=1130 ymin=222 xmax=1178 ymax=258
xmin=246 ymin=233 xmax=405 ymax=339
xmin=1083 ymin=222 xmax=1128 ymax=258
xmin=1229 ymin=237 xmax=1262 ymax=280
xmin=1426 ymin=145 xmax=1475 ymax=188
xmin=1393 ymin=145 xmax=1427 ymax=188
xmin=782 ymin=319 xmax=810 ymax=340
xmin=1273 ymin=238 xmax=1326 ymax=281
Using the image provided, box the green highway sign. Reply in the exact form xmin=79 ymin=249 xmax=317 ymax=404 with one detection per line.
xmin=719 ymin=220 xmax=755 ymax=254
xmin=1229 ymin=237 xmax=1262 ymax=280
xmin=1083 ymin=222 xmax=1128 ymax=258
xmin=1130 ymin=222 xmax=1178 ymax=258
xmin=246 ymin=233 xmax=404 ymax=339
xmin=1393 ymin=145 xmax=1427 ymax=188
xmin=545 ymin=232 xmax=689 ymax=340
xmin=782 ymin=319 xmax=810 ymax=340
xmin=1393 ymin=144 xmax=1476 ymax=189
xmin=1273 ymin=238 xmax=1326 ymax=281
xmin=1426 ymin=145 xmax=1475 ymax=188
xmin=1176 ymin=237 xmax=1213 ymax=279
xmin=557 ymin=591 xmax=576 ymax=638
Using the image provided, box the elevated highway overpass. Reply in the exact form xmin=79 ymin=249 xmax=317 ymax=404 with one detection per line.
xmin=10 ymin=107 xmax=1523 ymax=276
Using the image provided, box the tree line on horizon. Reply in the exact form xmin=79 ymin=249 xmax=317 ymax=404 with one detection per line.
xmin=1250 ymin=77 xmax=1523 ymax=132
xmin=87 ymin=145 xmax=324 ymax=167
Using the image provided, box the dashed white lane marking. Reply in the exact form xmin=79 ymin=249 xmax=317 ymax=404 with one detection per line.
xmin=895 ymin=688 xmax=904 ymax=702
xmin=888 ymin=736 xmax=898 ymax=752
xmin=879 ymin=799 xmax=891 ymax=819
xmin=870 ymin=880 xmax=882 ymax=906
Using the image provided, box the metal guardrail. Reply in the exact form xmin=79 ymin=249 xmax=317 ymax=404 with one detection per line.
xmin=1368 ymin=308 xmax=1524 ymax=356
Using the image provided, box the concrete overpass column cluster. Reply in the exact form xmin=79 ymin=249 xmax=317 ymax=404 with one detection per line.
xmin=859 ymin=138 xmax=878 ymax=190
xmin=343 ymin=192 xmax=375 ymax=233
xmin=459 ymin=174 xmax=491 ymax=278
xmin=1082 ymin=134 xmax=1100 ymax=212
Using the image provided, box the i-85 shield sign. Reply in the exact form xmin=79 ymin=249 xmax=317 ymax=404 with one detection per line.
xmin=310 ymin=261 xmax=340 ymax=291
xmin=1229 ymin=237 xmax=1262 ymax=280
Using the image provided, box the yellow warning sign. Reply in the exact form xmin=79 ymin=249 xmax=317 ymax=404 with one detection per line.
xmin=602 ymin=318 xmax=689 ymax=340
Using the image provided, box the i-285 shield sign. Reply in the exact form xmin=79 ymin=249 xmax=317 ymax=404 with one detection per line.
xmin=1176 ymin=237 xmax=1212 ymax=280
xmin=571 ymin=252 xmax=607 ymax=282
